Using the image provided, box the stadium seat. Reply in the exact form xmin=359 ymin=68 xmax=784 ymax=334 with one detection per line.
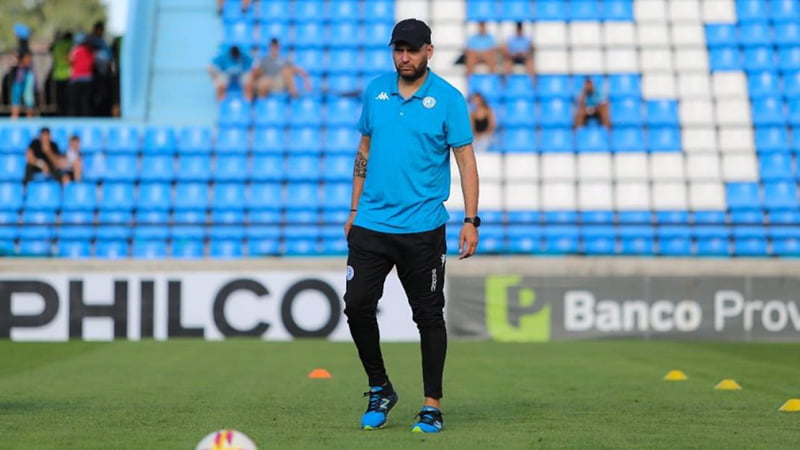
xmin=248 ymin=183 xmax=283 ymax=211
xmin=543 ymin=225 xmax=579 ymax=254
xmin=569 ymin=0 xmax=601 ymax=20
xmin=71 ymin=125 xmax=105 ymax=153
xmin=534 ymin=0 xmax=567 ymax=20
xmin=0 ymin=183 xmax=23 ymax=211
xmin=725 ymin=182 xmax=761 ymax=210
xmin=748 ymin=71 xmax=780 ymax=98
xmin=783 ymin=71 xmax=800 ymax=98
xmin=18 ymin=239 xmax=52 ymax=257
xmin=772 ymin=0 xmax=800 ymax=22
xmin=140 ymin=155 xmax=175 ymax=182
xmin=736 ymin=0 xmax=769 ymax=22
xmin=62 ymin=182 xmax=96 ymax=211
xmin=286 ymin=155 xmax=321 ymax=181
xmin=95 ymin=240 xmax=129 ymax=259
xmin=248 ymin=238 xmax=280 ymax=256
xmin=608 ymin=75 xmax=640 ymax=100
xmin=322 ymin=155 xmax=352 ymax=182
xmin=0 ymin=154 xmax=25 ymax=181
xmin=646 ymin=100 xmax=679 ymax=127
xmin=178 ymin=126 xmax=213 ymax=154
xmin=210 ymin=239 xmax=244 ymax=258
xmin=0 ymin=125 xmax=33 ymax=153
xmin=19 ymin=210 xmax=56 ymax=240
xmin=293 ymin=0 xmax=325 ymax=21
xmin=364 ymin=49 xmax=394 ymax=75
xmin=137 ymin=183 xmax=172 ymax=211
xmin=536 ymin=75 xmax=571 ymax=99
xmin=321 ymin=182 xmax=350 ymax=210
xmin=467 ymin=0 xmax=498 ymax=21
xmin=582 ymin=225 xmax=616 ymax=255
xmin=294 ymin=22 xmax=326 ymax=48
xmin=329 ymin=22 xmax=363 ymax=48
xmin=754 ymin=127 xmax=790 ymax=153
xmin=285 ymin=183 xmax=319 ymax=210
xmin=328 ymin=50 xmax=362 ymax=74
xmin=172 ymin=239 xmax=205 ymax=258
xmin=759 ymin=153 xmax=794 ymax=181
xmin=779 ymin=46 xmax=800 ymax=71
xmin=250 ymin=155 xmax=284 ymax=182
xmin=468 ymin=75 xmax=502 ymax=101
xmin=215 ymin=155 xmax=249 ymax=182
xmin=222 ymin=0 xmax=254 ymax=23
xmin=24 ymin=182 xmax=60 ymax=211
xmin=210 ymin=209 xmax=246 ymax=240
xmin=289 ymin=97 xmax=323 ymax=127
xmin=324 ymin=127 xmax=359 ymax=154
xmin=218 ymin=98 xmax=252 ymax=128
xmin=215 ymin=127 xmax=249 ymax=154
xmin=326 ymin=98 xmax=360 ymax=127
xmin=143 ymin=126 xmax=176 ymax=154
xmin=364 ymin=0 xmax=393 ymax=21
xmin=259 ymin=0 xmax=289 ymax=21
xmin=538 ymin=129 xmax=571 ymax=153
xmin=293 ymin=49 xmax=326 ymax=75
xmin=177 ymin=155 xmax=212 ymax=182
xmin=647 ymin=128 xmax=682 ymax=152
xmin=709 ymin=47 xmax=742 ymax=71
xmin=611 ymin=98 xmax=643 ymax=127
xmin=502 ymin=75 xmax=535 ymax=100
xmin=326 ymin=75 xmax=362 ymax=96
xmin=605 ymin=0 xmax=635 ymax=20
xmin=503 ymin=99 xmax=536 ymax=127
xmin=730 ymin=210 xmax=764 ymax=224
xmin=254 ymin=98 xmax=288 ymax=128
xmin=364 ymin=22 xmax=392 ymax=48
xmin=576 ymin=127 xmax=610 ymax=152
xmin=739 ymin=23 xmax=771 ymax=47
xmin=288 ymin=127 xmax=322 ymax=153
xmin=611 ymin=128 xmax=645 ymax=152
xmin=744 ymin=47 xmax=775 ymax=72
xmin=752 ymin=97 xmax=786 ymax=126
xmin=775 ymin=22 xmax=800 ymax=46
xmin=134 ymin=210 xmax=170 ymax=240
xmin=96 ymin=210 xmax=133 ymax=240
xmin=132 ymin=240 xmax=168 ymax=259
xmin=57 ymin=210 xmax=94 ymax=240
xmin=106 ymin=125 xmax=141 ymax=153
xmin=171 ymin=209 xmax=207 ymax=240
xmin=212 ymin=183 xmax=247 ymax=210
xmin=223 ymin=21 xmax=253 ymax=48
xmin=104 ymin=155 xmax=138 ymax=182
xmin=252 ymin=128 xmax=285 ymax=154
xmin=763 ymin=181 xmax=799 ymax=211
xmin=539 ymin=99 xmax=572 ymax=128
xmin=56 ymin=240 xmax=91 ymax=258
xmin=174 ymin=183 xmax=210 ymax=211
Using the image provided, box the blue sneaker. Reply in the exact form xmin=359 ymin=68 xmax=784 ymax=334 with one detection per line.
xmin=360 ymin=386 xmax=399 ymax=430
xmin=411 ymin=406 xmax=443 ymax=433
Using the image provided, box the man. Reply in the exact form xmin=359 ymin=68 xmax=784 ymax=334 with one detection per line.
xmin=465 ymin=21 xmax=497 ymax=75
xmin=87 ymin=21 xmax=114 ymax=117
xmin=574 ymin=77 xmax=611 ymax=129
xmin=208 ymin=45 xmax=254 ymax=100
xmin=10 ymin=52 xmax=35 ymax=119
xmin=251 ymin=38 xmax=311 ymax=98
xmin=24 ymin=127 xmax=62 ymax=184
xmin=344 ymin=18 xmax=480 ymax=434
xmin=503 ymin=22 xmax=534 ymax=77
xmin=69 ymin=34 xmax=94 ymax=117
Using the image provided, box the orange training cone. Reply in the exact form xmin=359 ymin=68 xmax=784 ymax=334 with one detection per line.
xmin=308 ymin=368 xmax=332 ymax=379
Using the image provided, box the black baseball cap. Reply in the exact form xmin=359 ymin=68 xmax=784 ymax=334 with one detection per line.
xmin=389 ymin=18 xmax=432 ymax=48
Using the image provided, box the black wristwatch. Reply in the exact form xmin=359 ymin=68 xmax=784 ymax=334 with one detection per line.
xmin=464 ymin=216 xmax=481 ymax=228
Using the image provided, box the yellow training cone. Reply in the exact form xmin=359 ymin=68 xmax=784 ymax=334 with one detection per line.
xmin=714 ymin=379 xmax=742 ymax=390
xmin=663 ymin=370 xmax=688 ymax=381
xmin=778 ymin=399 xmax=800 ymax=412
xmin=308 ymin=368 xmax=332 ymax=379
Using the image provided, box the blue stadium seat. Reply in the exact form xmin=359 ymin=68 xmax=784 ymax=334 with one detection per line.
xmin=210 ymin=209 xmax=246 ymax=240
xmin=763 ymin=181 xmax=799 ymax=210
xmin=104 ymin=155 xmax=137 ymax=182
xmin=0 ymin=154 xmax=25 ymax=181
xmin=143 ymin=126 xmax=177 ymax=154
xmin=775 ymin=22 xmax=800 ymax=46
xmin=132 ymin=240 xmax=168 ymax=259
xmin=778 ymin=46 xmax=800 ymax=71
xmin=783 ymin=71 xmax=800 ymax=98
xmin=174 ymin=183 xmax=210 ymax=211
xmin=248 ymin=183 xmax=283 ymax=210
xmin=82 ymin=153 xmax=107 ymax=182
xmin=500 ymin=0 xmax=534 ymax=20
xmin=647 ymin=128 xmax=681 ymax=152
xmin=603 ymin=0 xmax=634 ymax=21
xmin=755 ymin=127 xmax=791 ymax=153
xmin=612 ymin=128 xmax=645 ymax=152
xmin=251 ymin=155 xmax=284 ymax=182
xmin=657 ymin=224 xmax=692 ymax=253
xmin=646 ymin=100 xmax=679 ymax=127
xmin=618 ymin=225 xmax=655 ymax=255
xmin=569 ymin=0 xmax=601 ymax=20
xmin=693 ymin=211 xmax=727 ymax=224
xmin=50 ymin=126 xmax=71 ymax=149
xmin=95 ymin=240 xmax=129 ymax=259
xmin=576 ymin=127 xmax=610 ymax=152
xmin=364 ymin=0 xmax=394 ymax=22
xmin=537 ymin=128 xmax=571 ymax=153
xmin=321 ymin=235 xmax=348 ymax=255
xmin=284 ymin=238 xmax=319 ymax=255
xmin=328 ymin=0 xmax=361 ymax=21
xmin=543 ymin=225 xmax=579 ymax=254
xmin=752 ymin=97 xmax=786 ymax=126
xmin=534 ymin=0 xmax=567 ymax=20
xmin=172 ymin=239 xmax=205 ymax=258
xmin=248 ymin=209 xmax=281 ymax=229
xmin=18 ymin=240 xmax=52 ymax=257
xmin=285 ymin=210 xmax=319 ymax=227
xmin=789 ymin=99 xmax=800 ymax=126
xmin=364 ymin=49 xmax=394 ymax=75
xmin=329 ymin=23 xmax=362 ymax=48
xmin=218 ymin=98 xmax=252 ymax=128
xmin=177 ymin=155 xmax=212 ymax=182
xmin=137 ymin=183 xmax=172 ymax=211
xmin=611 ymin=98 xmax=642 ymax=127
xmin=62 ymin=182 xmax=96 ymax=211
xmin=748 ymin=71 xmax=781 ymax=98
xmin=772 ymin=0 xmax=800 ymax=22
xmin=286 ymin=155 xmax=321 ymax=181
xmin=322 ymin=208 xmax=350 ymax=225
xmin=580 ymin=211 xmax=613 ymax=224
xmin=171 ymin=210 xmax=207 ymax=239
xmin=326 ymin=98 xmax=360 ymax=127
xmin=96 ymin=210 xmax=133 ymax=240
xmin=327 ymin=75 xmax=362 ymax=96
xmin=730 ymin=209 xmax=764 ymax=224
xmin=294 ymin=22 xmax=326 ymax=48
xmin=134 ymin=210 xmax=170 ymax=240
xmin=617 ymin=211 xmax=652 ymax=224
xmin=582 ymin=225 xmax=616 ymax=255
xmin=739 ymin=23 xmax=771 ymax=47
xmin=468 ymin=75 xmax=502 ymax=101
xmin=0 ymin=126 xmax=32 ymax=153
xmin=0 ymin=183 xmax=22 ymax=211
xmin=57 ymin=240 xmax=91 ymax=258
xmin=734 ymin=234 xmax=769 ymax=257
xmin=222 ymin=0 xmax=254 ymax=23
xmin=259 ymin=0 xmax=289 ymax=21
xmin=100 ymin=183 xmax=135 ymax=211
xmin=286 ymin=183 xmax=319 ymax=210
xmin=71 ymin=125 xmax=105 ymax=153
xmin=736 ymin=0 xmax=769 ymax=23
xmin=259 ymin=23 xmax=290 ymax=46
xmin=19 ymin=210 xmax=55 ymax=240
xmin=322 ymin=182 xmax=350 ymax=209
xmin=705 ymin=24 xmax=738 ymax=47
xmin=503 ymin=75 xmax=535 ymax=100
xmin=293 ymin=0 xmax=325 ymax=21
xmin=178 ymin=127 xmax=213 ymax=154
xmin=248 ymin=238 xmax=280 ymax=256
xmin=210 ymin=239 xmax=244 ymax=258
xmin=539 ymin=99 xmax=572 ymax=127
xmin=58 ymin=210 xmax=94 ymax=240
xmin=215 ymin=155 xmax=249 ymax=182
xmin=607 ymin=74 xmax=640 ymax=99
xmin=726 ymin=182 xmax=761 ymax=210
xmin=323 ymin=127 xmax=359 ymax=154
xmin=501 ymin=128 xmax=536 ymax=153
xmin=140 ymin=155 xmax=175 ymax=182
xmin=213 ymin=183 xmax=247 ymax=210
xmin=288 ymin=127 xmax=322 ymax=153
xmin=106 ymin=125 xmax=141 ymax=153
xmin=322 ymin=155 xmax=352 ymax=182
xmin=293 ymin=49 xmax=326 ymax=75
xmin=710 ymin=47 xmax=742 ymax=71
xmin=328 ymin=50 xmax=362 ymax=74
xmin=252 ymin=128 xmax=285 ymax=154
xmin=537 ymin=75 xmax=571 ymax=99
xmin=505 ymin=224 xmax=543 ymax=253
xmin=770 ymin=210 xmax=800 ymax=224
xmin=744 ymin=47 xmax=775 ymax=72
xmin=24 ymin=182 xmax=60 ymax=211
xmin=215 ymin=127 xmax=250 ymax=154
xmin=480 ymin=225 xmax=505 ymax=253
xmin=695 ymin=230 xmax=731 ymax=256
xmin=467 ymin=0 xmax=498 ymax=21
xmin=503 ymin=99 xmax=536 ymax=127
xmin=224 ymin=21 xmax=254 ymax=47
xmin=773 ymin=235 xmax=800 ymax=256
xmin=758 ymin=152 xmax=795 ymax=181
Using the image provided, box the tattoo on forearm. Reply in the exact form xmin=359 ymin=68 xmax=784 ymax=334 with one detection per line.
xmin=354 ymin=151 xmax=367 ymax=178
xmin=452 ymin=145 xmax=468 ymax=154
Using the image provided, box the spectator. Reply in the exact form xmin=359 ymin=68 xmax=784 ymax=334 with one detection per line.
xmin=59 ymin=135 xmax=83 ymax=184
xmin=69 ymin=34 xmax=95 ymax=116
xmin=111 ymin=36 xmax=123 ymax=117
xmin=465 ymin=21 xmax=497 ymax=76
xmin=24 ymin=128 xmax=62 ymax=184
xmin=469 ymin=92 xmax=496 ymax=153
xmin=10 ymin=52 xmax=36 ymax=119
xmin=574 ymin=77 xmax=611 ymax=129
xmin=14 ymin=23 xmax=30 ymax=55
xmin=51 ymin=31 xmax=74 ymax=116
xmin=503 ymin=22 xmax=534 ymax=77
xmin=88 ymin=21 xmax=114 ymax=117
xmin=251 ymin=38 xmax=311 ymax=99
xmin=208 ymin=45 xmax=254 ymax=101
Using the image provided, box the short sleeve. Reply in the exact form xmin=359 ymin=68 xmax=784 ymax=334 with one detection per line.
xmin=358 ymin=86 xmax=372 ymax=136
xmin=445 ymin=94 xmax=473 ymax=148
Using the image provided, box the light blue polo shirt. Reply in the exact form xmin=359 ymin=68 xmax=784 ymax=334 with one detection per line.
xmin=356 ymin=69 xmax=473 ymax=234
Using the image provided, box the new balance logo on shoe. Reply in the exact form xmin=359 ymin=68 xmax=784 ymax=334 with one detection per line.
xmin=376 ymin=92 xmax=389 ymax=101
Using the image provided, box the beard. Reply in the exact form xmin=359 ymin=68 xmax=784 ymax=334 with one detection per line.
xmin=397 ymin=58 xmax=428 ymax=82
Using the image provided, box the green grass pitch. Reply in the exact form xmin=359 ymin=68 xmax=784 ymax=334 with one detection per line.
xmin=0 ymin=340 xmax=798 ymax=449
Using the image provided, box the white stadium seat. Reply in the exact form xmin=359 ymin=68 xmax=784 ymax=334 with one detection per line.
xmin=640 ymin=48 xmax=673 ymax=73
xmin=571 ymin=49 xmax=604 ymax=73
xmin=681 ymin=127 xmax=718 ymax=153
xmin=534 ymin=23 xmax=568 ymax=47
xmin=433 ymin=23 xmax=466 ymax=48
xmin=536 ymin=49 xmax=570 ymax=73
xmin=541 ymin=154 xmax=576 ymax=181
xmin=504 ymin=182 xmax=539 ymax=210
xmin=570 ymin=23 xmax=602 ymax=47
xmin=636 ymin=23 xmax=670 ymax=47
xmin=674 ymin=49 xmax=710 ymax=73
xmin=634 ymin=0 xmax=667 ymax=22
xmin=642 ymin=74 xmax=677 ymax=98
xmin=669 ymin=0 xmax=701 ymax=22
xmin=397 ymin=0 xmax=430 ymax=23
xmin=615 ymin=181 xmax=651 ymax=210
xmin=476 ymin=153 xmax=503 ymax=181
xmin=678 ymin=73 xmax=711 ymax=99
xmin=718 ymin=127 xmax=755 ymax=153
xmin=481 ymin=181 xmax=503 ymax=210
xmin=679 ymin=99 xmax=715 ymax=126
xmin=650 ymin=153 xmax=686 ymax=181
xmin=431 ymin=0 xmax=463 ymax=22
xmin=579 ymin=182 xmax=614 ymax=210
xmin=577 ymin=154 xmax=612 ymax=181
xmin=603 ymin=22 xmax=636 ymax=47
xmin=722 ymin=154 xmax=759 ymax=182
xmin=702 ymin=0 xmax=736 ymax=23
xmin=686 ymin=154 xmax=722 ymax=180
xmin=614 ymin=154 xmax=649 ymax=180
xmin=689 ymin=181 xmax=726 ymax=210
xmin=671 ymin=24 xmax=706 ymax=47
xmin=652 ymin=182 xmax=689 ymax=210
xmin=542 ymin=182 xmax=577 ymax=210
xmin=715 ymin=99 xmax=752 ymax=127
xmin=605 ymin=49 xmax=639 ymax=72
xmin=712 ymin=72 xmax=748 ymax=98
xmin=504 ymin=154 xmax=539 ymax=182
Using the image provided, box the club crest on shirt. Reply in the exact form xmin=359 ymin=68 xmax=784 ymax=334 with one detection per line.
xmin=423 ymin=96 xmax=436 ymax=109
xmin=346 ymin=265 xmax=355 ymax=280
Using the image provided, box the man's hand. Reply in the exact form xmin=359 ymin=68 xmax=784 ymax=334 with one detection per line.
xmin=344 ymin=211 xmax=357 ymax=237
xmin=459 ymin=223 xmax=479 ymax=259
